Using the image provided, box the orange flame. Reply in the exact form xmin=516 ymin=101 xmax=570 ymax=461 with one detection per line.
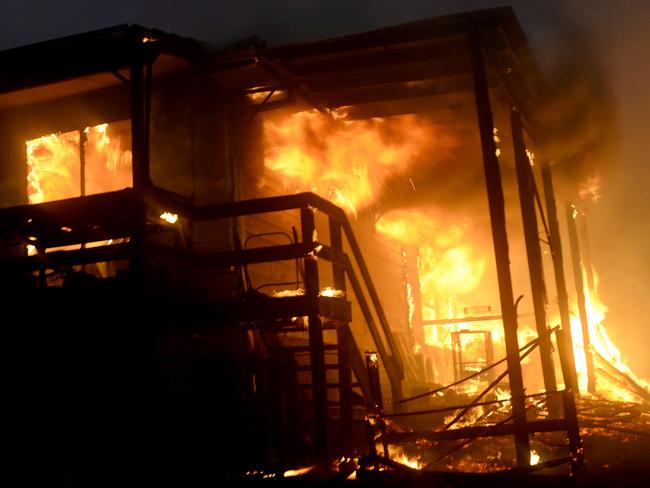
xmin=26 ymin=122 xmax=132 ymax=204
xmin=263 ymin=109 xmax=433 ymax=215
xmin=26 ymin=130 xmax=80 ymax=204
xmin=375 ymin=209 xmax=485 ymax=325
xmin=569 ymin=269 xmax=650 ymax=401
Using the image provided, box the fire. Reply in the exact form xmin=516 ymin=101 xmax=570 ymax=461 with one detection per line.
xmin=26 ymin=122 xmax=132 ymax=204
xmin=391 ymin=447 xmax=423 ymax=469
xmin=283 ymin=465 xmax=315 ymax=477
xmin=578 ymin=175 xmax=602 ymax=203
xmin=160 ymin=212 xmax=179 ymax=224
xmin=375 ymin=209 xmax=485 ymax=324
xmin=26 ymin=130 xmax=80 ymax=204
xmin=569 ymin=269 xmax=650 ymax=401
xmin=263 ymin=109 xmax=434 ymax=215
xmin=530 ymin=449 xmax=540 ymax=466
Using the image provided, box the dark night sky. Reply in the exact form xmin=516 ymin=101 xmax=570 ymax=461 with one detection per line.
xmin=1 ymin=1 xmax=649 ymax=376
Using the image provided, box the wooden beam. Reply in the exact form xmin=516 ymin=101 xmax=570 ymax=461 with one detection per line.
xmin=469 ymin=26 xmax=530 ymax=466
xmin=511 ymin=109 xmax=559 ymax=415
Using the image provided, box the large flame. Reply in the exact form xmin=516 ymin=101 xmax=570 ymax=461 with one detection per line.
xmin=569 ymin=268 xmax=650 ymax=401
xmin=263 ymin=109 xmax=433 ymax=215
xmin=375 ymin=208 xmax=485 ymax=324
xmin=26 ymin=122 xmax=132 ymax=204
xmin=376 ymin=209 xmax=543 ymax=389
xmin=26 ymin=130 xmax=81 ymax=204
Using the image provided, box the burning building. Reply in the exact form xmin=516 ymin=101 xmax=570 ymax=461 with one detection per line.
xmin=1 ymin=6 xmax=648 ymax=485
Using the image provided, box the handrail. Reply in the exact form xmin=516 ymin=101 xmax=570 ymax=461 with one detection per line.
xmin=191 ymin=191 xmax=405 ymax=397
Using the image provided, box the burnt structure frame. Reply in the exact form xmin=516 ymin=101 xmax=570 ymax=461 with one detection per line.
xmin=0 ymin=25 xmax=197 ymax=286
xmin=207 ymin=8 xmax=581 ymax=468
xmin=0 ymin=7 xmax=585 ymax=472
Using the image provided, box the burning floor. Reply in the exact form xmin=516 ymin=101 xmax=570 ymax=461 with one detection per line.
xmin=229 ymin=396 xmax=650 ymax=487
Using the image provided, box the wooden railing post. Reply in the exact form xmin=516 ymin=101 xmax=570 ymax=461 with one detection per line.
xmin=301 ymin=206 xmax=328 ymax=458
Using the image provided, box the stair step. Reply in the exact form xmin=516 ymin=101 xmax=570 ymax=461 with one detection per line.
xmin=296 ymin=364 xmax=340 ymax=371
xmin=278 ymin=344 xmax=338 ymax=352
xmin=297 ymin=382 xmax=360 ymax=389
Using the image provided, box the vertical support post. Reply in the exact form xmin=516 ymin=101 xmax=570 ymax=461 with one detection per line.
xmin=301 ymin=207 xmax=328 ymax=458
xmin=79 ymin=128 xmax=87 ymax=197
xmin=577 ymin=214 xmax=595 ymax=292
xmin=366 ymin=351 xmax=388 ymax=457
xmin=540 ymin=161 xmax=579 ymax=394
xmin=79 ymin=128 xmax=87 ymax=270
xmin=451 ymin=332 xmax=462 ymax=382
xmin=566 ymin=204 xmax=597 ymax=393
xmin=469 ymin=28 xmax=530 ymax=466
xmin=560 ymin=388 xmax=584 ymax=476
xmin=484 ymin=331 xmax=496 ymax=383
xmin=330 ymin=217 xmax=353 ymax=450
xmin=129 ymin=61 xmax=150 ymax=291
xmin=511 ymin=109 xmax=559 ymax=416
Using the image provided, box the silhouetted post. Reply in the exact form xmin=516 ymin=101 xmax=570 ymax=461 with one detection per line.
xmin=566 ymin=204 xmax=596 ymax=393
xmin=129 ymin=60 xmax=150 ymax=292
xmin=366 ymin=351 xmax=388 ymax=456
xmin=330 ymin=217 xmax=353 ymax=449
xmin=540 ymin=161 xmax=579 ymax=394
xmin=511 ymin=109 xmax=559 ymax=417
xmin=302 ymin=207 xmax=329 ymax=458
xmin=469 ymin=27 xmax=530 ymax=466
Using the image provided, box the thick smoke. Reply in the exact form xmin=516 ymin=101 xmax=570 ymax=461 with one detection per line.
xmin=530 ymin=26 xmax=618 ymax=204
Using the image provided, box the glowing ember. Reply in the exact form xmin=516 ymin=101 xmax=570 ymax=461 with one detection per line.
xmin=160 ymin=212 xmax=179 ymax=224
xmin=530 ymin=449 xmax=540 ymax=465
xmin=283 ymin=465 xmax=315 ymax=477
xmin=526 ymin=149 xmax=535 ymax=166
xmin=263 ymin=109 xmax=434 ymax=215
xmin=319 ymin=286 xmax=345 ymax=298
xmin=272 ymin=287 xmax=345 ymax=298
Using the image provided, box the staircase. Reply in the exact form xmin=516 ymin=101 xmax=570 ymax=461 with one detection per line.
xmin=192 ymin=192 xmax=405 ymax=459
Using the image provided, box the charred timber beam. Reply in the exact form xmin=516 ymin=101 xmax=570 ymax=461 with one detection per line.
xmin=256 ymin=56 xmax=331 ymax=114
xmin=383 ymin=418 xmax=570 ymax=444
xmin=264 ymin=8 xmax=513 ymax=60
xmin=469 ymin=26 xmax=530 ymax=466
xmin=341 ymin=220 xmax=405 ymax=390
xmin=0 ymin=25 xmax=170 ymax=94
xmin=327 ymin=75 xmax=475 ymax=113
xmin=301 ymin=207 xmax=329 ymax=458
xmin=196 ymin=242 xmax=326 ymax=267
xmin=283 ymin=37 xmax=468 ymax=75
xmin=540 ymin=161 xmax=579 ymax=394
xmin=193 ymin=193 xmax=312 ymax=220
xmin=511 ymin=109 xmax=559 ymax=415
xmin=566 ymin=204 xmax=597 ymax=394
xmin=0 ymin=242 xmax=132 ymax=272
xmin=192 ymin=192 xmax=346 ymax=223
xmin=304 ymin=55 xmax=470 ymax=92
xmin=0 ymin=189 xmax=137 ymax=225
xmin=343 ymin=254 xmax=402 ymax=394
xmin=424 ymin=314 xmax=504 ymax=325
